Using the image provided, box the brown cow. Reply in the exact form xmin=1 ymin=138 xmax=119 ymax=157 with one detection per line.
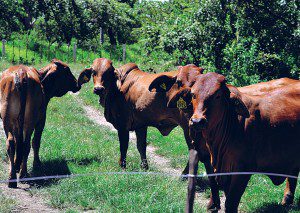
xmin=168 ymin=72 xmax=300 ymax=212
xmin=0 ymin=59 xmax=80 ymax=188
xmin=78 ymin=59 xmax=221 ymax=210
xmin=238 ymin=77 xmax=299 ymax=95
xmin=149 ymin=68 xmax=299 ymax=212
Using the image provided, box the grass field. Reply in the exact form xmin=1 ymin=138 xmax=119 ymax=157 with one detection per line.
xmin=0 ymin=62 xmax=299 ymax=212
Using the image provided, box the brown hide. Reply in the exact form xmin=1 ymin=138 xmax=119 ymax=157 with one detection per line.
xmin=184 ymin=73 xmax=300 ymax=212
xmin=0 ymin=60 xmax=79 ymax=188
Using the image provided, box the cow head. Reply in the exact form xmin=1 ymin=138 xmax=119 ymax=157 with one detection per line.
xmin=78 ymin=58 xmax=115 ymax=105
xmin=39 ymin=59 xmax=80 ymax=99
xmin=148 ymin=64 xmax=204 ymax=119
xmin=149 ymin=64 xmax=204 ymax=92
xmin=168 ymin=72 xmax=250 ymax=132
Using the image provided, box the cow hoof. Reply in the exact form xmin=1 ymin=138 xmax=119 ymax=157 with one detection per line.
xmin=140 ymin=159 xmax=149 ymax=170
xmin=207 ymin=199 xmax=221 ymax=212
xmin=8 ymin=181 xmax=17 ymax=188
xmin=282 ymin=194 xmax=294 ymax=206
xmin=119 ymin=160 xmax=126 ymax=170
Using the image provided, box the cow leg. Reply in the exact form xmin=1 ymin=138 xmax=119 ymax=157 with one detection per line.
xmin=135 ymin=127 xmax=148 ymax=170
xmin=32 ymin=116 xmax=46 ymax=169
xmin=6 ymin=133 xmax=17 ymax=188
xmin=225 ymin=175 xmax=250 ymax=213
xmin=118 ymin=129 xmax=129 ymax=169
xmin=182 ymin=127 xmax=193 ymax=175
xmin=282 ymin=169 xmax=299 ymax=206
xmin=14 ymin=135 xmax=23 ymax=173
xmin=19 ymin=131 xmax=33 ymax=179
xmin=204 ymin=161 xmax=221 ymax=211
xmin=185 ymin=149 xmax=199 ymax=213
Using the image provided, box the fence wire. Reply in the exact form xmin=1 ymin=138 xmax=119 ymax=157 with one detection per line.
xmin=0 ymin=171 xmax=298 ymax=184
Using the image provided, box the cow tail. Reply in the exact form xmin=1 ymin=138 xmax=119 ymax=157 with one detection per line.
xmin=14 ymin=71 xmax=28 ymax=162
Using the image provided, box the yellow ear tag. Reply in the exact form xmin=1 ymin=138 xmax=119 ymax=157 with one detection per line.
xmin=83 ymin=76 xmax=89 ymax=82
xmin=160 ymin=83 xmax=167 ymax=90
xmin=177 ymin=97 xmax=187 ymax=109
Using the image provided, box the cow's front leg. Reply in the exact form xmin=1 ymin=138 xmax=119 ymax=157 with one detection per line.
xmin=204 ymin=161 xmax=220 ymax=211
xmin=185 ymin=149 xmax=199 ymax=213
xmin=282 ymin=169 xmax=299 ymax=206
xmin=225 ymin=175 xmax=250 ymax=213
xmin=135 ymin=127 xmax=148 ymax=170
xmin=182 ymin=126 xmax=194 ymax=177
xmin=118 ymin=129 xmax=129 ymax=169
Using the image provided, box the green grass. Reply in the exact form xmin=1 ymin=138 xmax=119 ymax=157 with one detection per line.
xmin=18 ymin=93 xmax=204 ymax=212
xmin=0 ymin=193 xmax=16 ymax=213
xmin=0 ymin=61 xmax=299 ymax=212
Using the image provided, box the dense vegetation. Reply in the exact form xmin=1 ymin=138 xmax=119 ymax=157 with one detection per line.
xmin=0 ymin=0 xmax=299 ymax=85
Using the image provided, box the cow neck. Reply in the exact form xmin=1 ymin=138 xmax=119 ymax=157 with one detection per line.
xmin=104 ymin=78 xmax=120 ymax=107
xmin=203 ymin=100 xmax=246 ymax=172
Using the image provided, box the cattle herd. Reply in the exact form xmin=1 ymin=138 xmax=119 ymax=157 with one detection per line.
xmin=0 ymin=58 xmax=299 ymax=213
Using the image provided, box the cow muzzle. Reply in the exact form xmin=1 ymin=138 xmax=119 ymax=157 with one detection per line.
xmin=93 ymin=86 xmax=105 ymax=95
xmin=189 ymin=117 xmax=208 ymax=131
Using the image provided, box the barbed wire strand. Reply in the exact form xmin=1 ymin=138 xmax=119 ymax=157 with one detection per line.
xmin=0 ymin=171 xmax=298 ymax=184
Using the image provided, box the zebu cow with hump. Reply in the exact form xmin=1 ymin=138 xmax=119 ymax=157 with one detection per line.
xmin=167 ymin=72 xmax=300 ymax=212
xmin=148 ymin=67 xmax=299 ymax=212
xmin=77 ymin=59 xmax=222 ymax=211
xmin=0 ymin=59 xmax=80 ymax=188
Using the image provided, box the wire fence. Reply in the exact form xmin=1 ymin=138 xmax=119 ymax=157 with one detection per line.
xmin=1 ymin=171 xmax=299 ymax=184
xmin=0 ymin=39 xmax=128 ymax=65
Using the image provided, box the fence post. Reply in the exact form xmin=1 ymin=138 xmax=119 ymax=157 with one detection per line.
xmin=73 ymin=43 xmax=77 ymax=63
xmin=122 ymin=44 xmax=126 ymax=63
xmin=2 ymin=39 xmax=6 ymax=58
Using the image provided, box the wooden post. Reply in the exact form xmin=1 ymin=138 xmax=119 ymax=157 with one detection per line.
xmin=100 ymin=27 xmax=104 ymax=45
xmin=2 ymin=39 xmax=6 ymax=58
xmin=122 ymin=44 xmax=126 ymax=63
xmin=100 ymin=27 xmax=104 ymax=57
xmin=73 ymin=43 xmax=77 ymax=63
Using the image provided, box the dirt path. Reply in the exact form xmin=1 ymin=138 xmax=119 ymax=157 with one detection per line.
xmin=72 ymin=93 xmax=225 ymax=211
xmin=0 ymin=123 xmax=60 ymax=213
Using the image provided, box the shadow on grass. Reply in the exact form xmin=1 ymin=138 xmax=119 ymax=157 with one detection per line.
xmin=253 ymin=198 xmax=300 ymax=213
xmin=28 ymin=156 xmax=103 ymax=187
xmin=29 ymin=159 xmax=71 ymax=187
xmin=67 ymin=156 xmax=102 ymax=166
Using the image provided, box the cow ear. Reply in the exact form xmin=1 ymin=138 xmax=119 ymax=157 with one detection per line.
xmin=78 ymin=68 xmax=92 ymax=86
xmin=167 ymin=88 xmax=192 ymax=109
xmin=199 ymin=67 xmax=205 ymax=74
xmin=148 ymin=75 xmax=177 ymax=92
xmin=230 ymin=94 xmax=250 ymax=118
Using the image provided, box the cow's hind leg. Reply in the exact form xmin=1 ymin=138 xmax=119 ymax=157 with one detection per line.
xmin=118 ymin=129 xmax=129 ymax=169
xmin=6 ymin=132 xmax=17 ymax=188
xmin=14 ymin=134 xmax=23 ymax=173
xmin=282 ymin=169 xmax=299 ymax=206
xmin=136 ymin=127 xmax=148 ymax=170
xmin=19 ymin=130 xmax=34 ymax=179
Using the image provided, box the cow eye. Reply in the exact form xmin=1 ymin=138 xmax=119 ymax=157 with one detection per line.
xmin=215 ymin=95 xmax=221 ymax=100
xmin=92 ymin=70 xmax=96 ymax=76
